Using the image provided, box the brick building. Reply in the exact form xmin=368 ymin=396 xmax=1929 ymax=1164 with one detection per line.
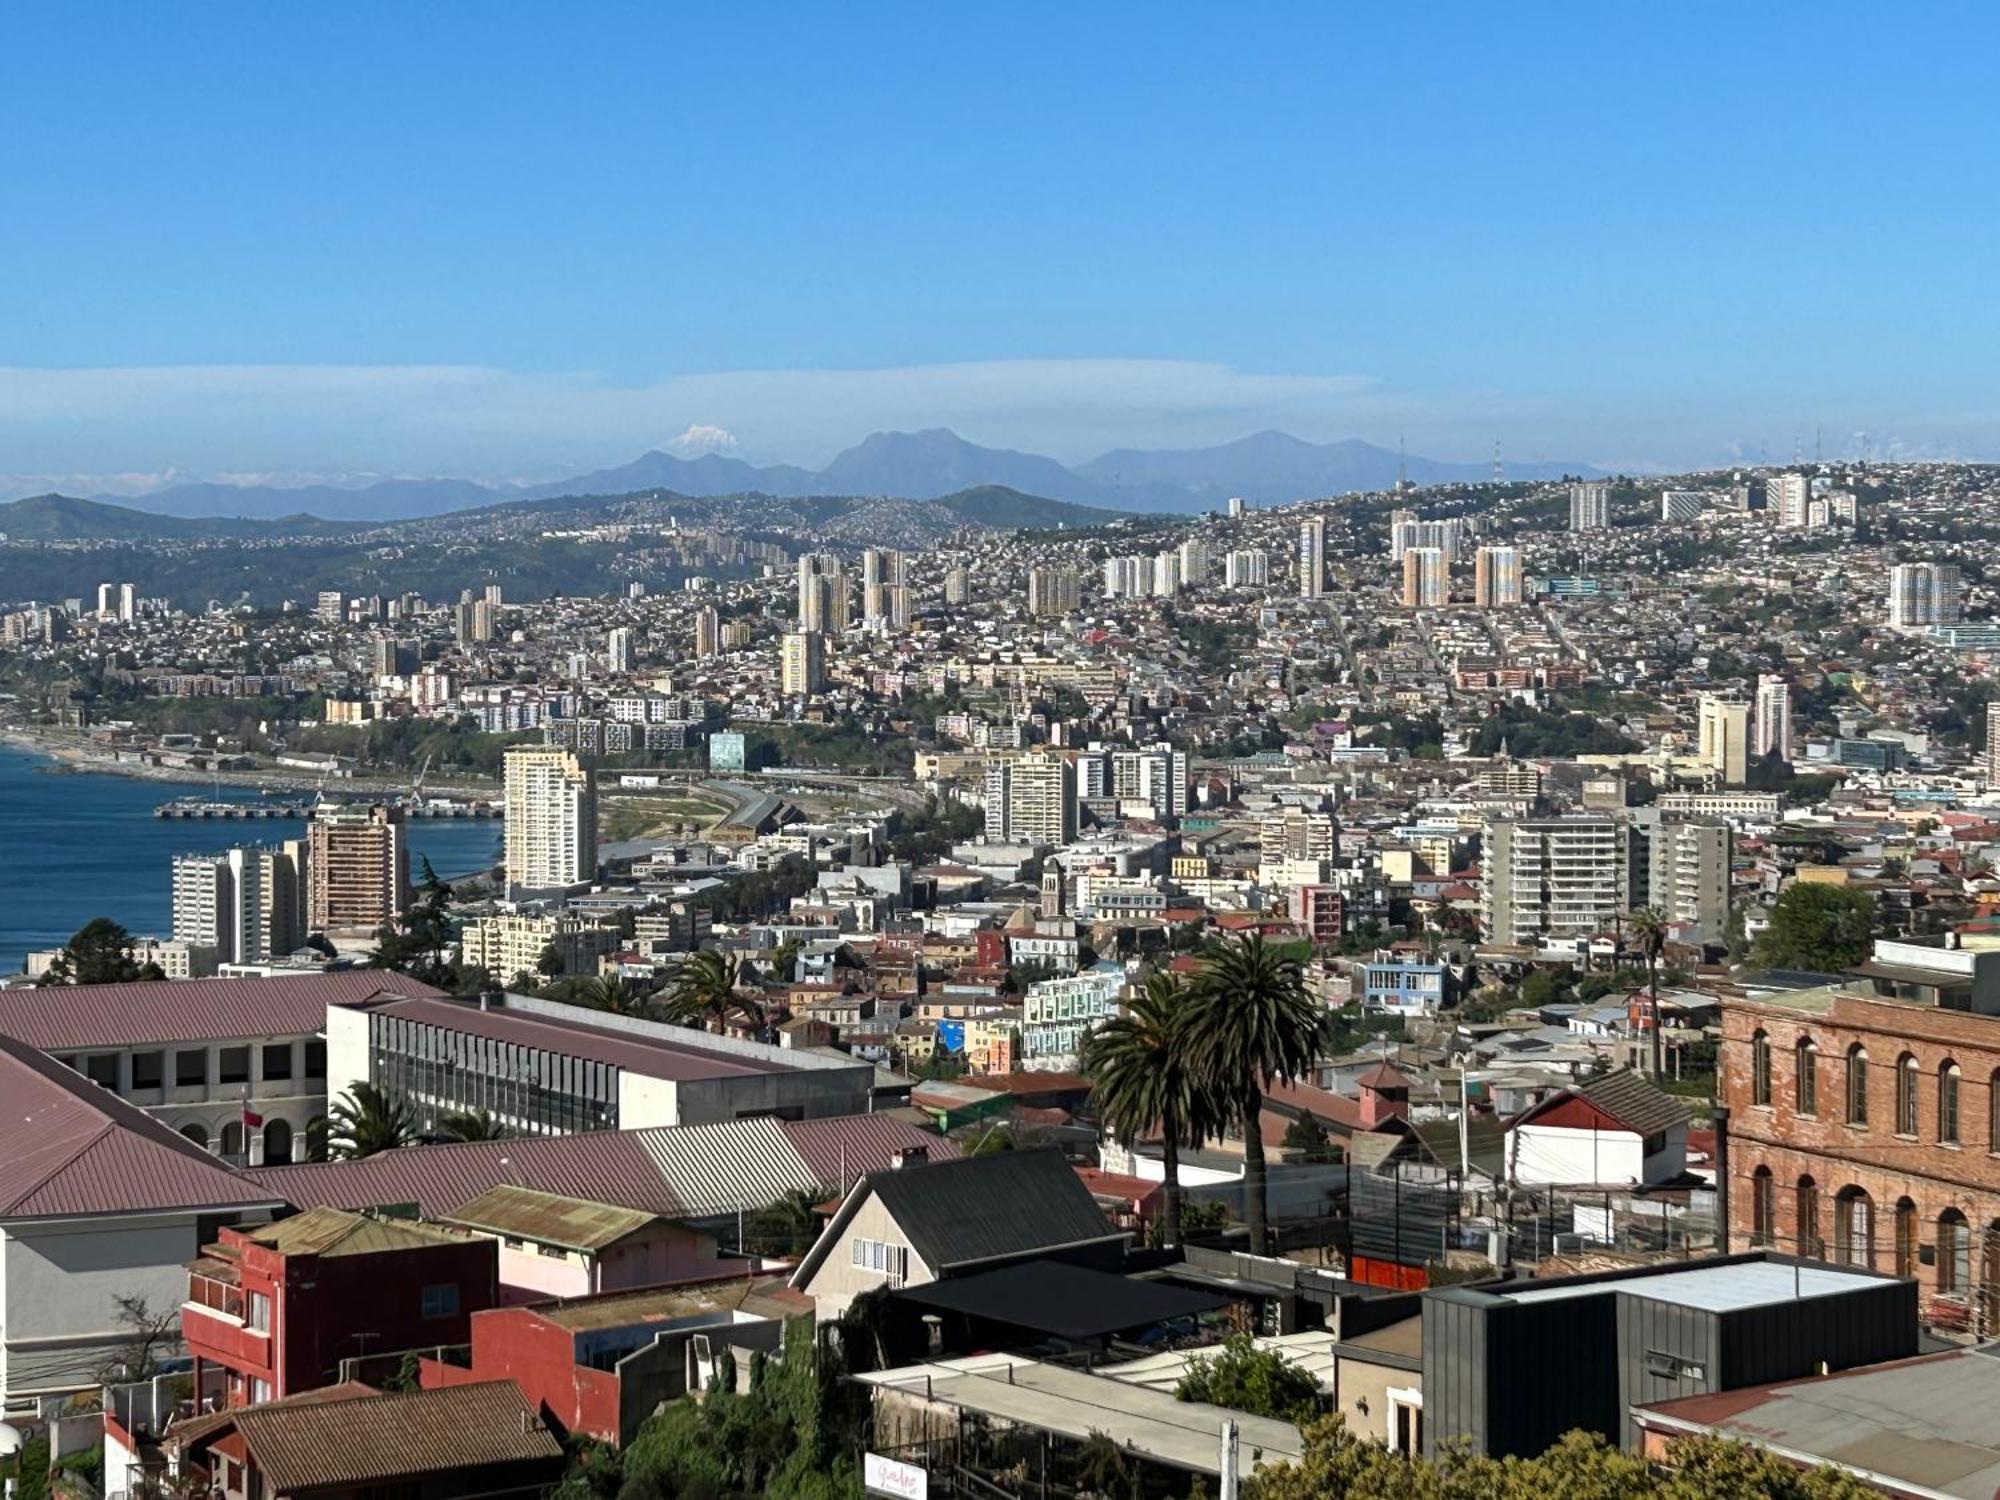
xmin=1719 ymin=937 xmax=2000 ymax=1333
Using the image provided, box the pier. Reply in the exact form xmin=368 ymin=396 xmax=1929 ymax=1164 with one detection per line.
xmin=154 ymin=796 xmax=499 ymax=820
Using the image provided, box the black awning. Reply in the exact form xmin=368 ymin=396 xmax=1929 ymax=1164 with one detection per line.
xmin=892 ymin=1259 xmax=1231 ymax=1341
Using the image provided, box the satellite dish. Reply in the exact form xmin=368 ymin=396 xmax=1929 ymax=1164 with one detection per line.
xmin=0 ymin=1420 xmax=23 ymax=1457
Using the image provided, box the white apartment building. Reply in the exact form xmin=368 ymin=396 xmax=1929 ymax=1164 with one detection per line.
xmin=503 ymin=744 xmax=599 ymax=894
xmin=1569 ymin=481 xmax=1610 ymax=531
xmin=1753 ymin=674 xmax=1794 ymax=763
xmin=1298 ymin=517 xmax=1327 ymax=598
xmin=1480 ymin=815 xmax=1627 ymax=944
xmin=1888 ymin=562 xmax=1961 ymax=631
xmin=172 ymin=843 xmax=309 ymax=968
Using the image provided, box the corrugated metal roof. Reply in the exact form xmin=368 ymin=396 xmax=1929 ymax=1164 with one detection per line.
xmin=0 ymin=1034 xmax=281 ymax=1221
xmin=0 ymin=972 xmax=441 ymax=1050
xmin=440 ymin=1184 xmax=660 ymax=1252
xmin=244 ymin=1204 xmax=465 ymax=1257
xmin=249 ymin=1128 xmax=682 ymax=1219
xmin=224 ymin=1380 xmax=560 ymax=1491
xmin=1576 ymin=1067 xmax=1692 ymax=1137
xmin=783 ymin=1112 xmax=959 ymax=1188
xmin=635 ymin=1116 xmax=821 ymax=1219
xmin=854 ymin=1148 xmax=1121 ymax=1273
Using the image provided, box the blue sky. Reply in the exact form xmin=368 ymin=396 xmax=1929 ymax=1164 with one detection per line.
xmin=4 ymin=3 xmax=1999 ymax=488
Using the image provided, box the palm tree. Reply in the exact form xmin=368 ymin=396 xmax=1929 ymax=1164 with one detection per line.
xmin=1080 ymin=972 xmax=1216 ymax=1250
xmin=327 ymin=1082 xmax=417 ymax=1160
xmin=1183 ymin=934 xmax=1330 ymax=1256
xmin=436 ymin=1108 xmax=510 ymax=1143
xmin=660 ymin=949 xmax=764 ymax=1035
xmin=1630 ymin=906 xmax=1669 ymax=1077
xmin=574 ymin=973 xmax=658 ymax=1018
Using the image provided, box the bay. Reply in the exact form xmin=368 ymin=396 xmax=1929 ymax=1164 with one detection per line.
xmin=0 ymin=744 xmax=502 ymax=974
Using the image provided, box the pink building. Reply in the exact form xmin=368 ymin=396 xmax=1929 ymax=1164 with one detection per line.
xmin=438 ymin=1184 xmax=726 ymax=1302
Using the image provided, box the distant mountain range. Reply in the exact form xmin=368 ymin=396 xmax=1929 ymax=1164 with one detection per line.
xmin=46 ymin=428 xmax=1600 ymax=523
xmin=0 ymin=484 xmax=1123 ymax=546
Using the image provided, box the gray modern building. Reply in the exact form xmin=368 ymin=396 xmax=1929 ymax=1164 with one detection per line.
xmin=1421 ymin=1254 xmax=1917 ymax=1459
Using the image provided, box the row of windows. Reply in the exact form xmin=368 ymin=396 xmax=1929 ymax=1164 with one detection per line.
xmin=850 ymin=1237 xmax=910 ymax=1281
xmin=60 ymin=1041 xmax=325 ymax=1093
xmin=1750 ymin=1031 xmax=1986 ymax=1144
xmin=1748 ymin=1169 xmax=1989 ymax=1295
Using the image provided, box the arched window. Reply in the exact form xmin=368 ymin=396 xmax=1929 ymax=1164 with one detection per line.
xmin=263 ymin=1118 xmax=294 ymax=1167
xmin=1834 ymin=1187 xmax=1874 ymax=1268
xmin=1939 ymin=1061 xmax=1962 ymax=1144
xmin=1795 ymin=1037 xmax=1818 ymax=1116
xmin=1894 ymin=1198 xmax=1919 ymax=1278
xmin=1897 ymin=1053 xmax=1920 ymax=1135
xmin=1751 ymin=1030 xmax=1771 ymax=1107
xmin=1846 ymin=1044 xmax=1869 ymax=1126
xmin=1939 ymin=1209 xmax=1971 ymax=1294
xmin=1751 ymin=1167 xmax=1775 ymax=1248
xmin=219 ymin=1121 xmax=245 ymax=1162
xmin=1797 ymin=1176 xmax=1822 ymax=1259
xmin=306 ymin=1116 xmax=330 ymax=1163
xmin=178 ymin=1122 xmax=209 ymax=1151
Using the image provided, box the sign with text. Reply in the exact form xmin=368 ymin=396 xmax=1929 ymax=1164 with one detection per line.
xmin=864 ymin=1452 xmax=928 ymax=1500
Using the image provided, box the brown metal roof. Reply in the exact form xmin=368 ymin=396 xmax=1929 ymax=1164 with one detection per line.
xmin=244 ymin=1204 xmax=467 ymax=1258
xmin=0 ymin=972 xmax=441 ymax=1051
xmin=440 ymin=1184 xmax=660 ymax=1252
xmin=221 ymin=1380 xmax=561 ymax=1492
xmin=0 ymin=1034 xmax=283 ymax=1221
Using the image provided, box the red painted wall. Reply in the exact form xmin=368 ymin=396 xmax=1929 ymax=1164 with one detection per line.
xmin=444 ymin=1306 xmax=623 ymax=1444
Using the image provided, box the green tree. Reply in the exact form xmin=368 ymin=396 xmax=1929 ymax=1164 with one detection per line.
xmin=1184 ymin=934 xmax=1330 ymax=1255
xmin=660 ymin=949 xmax=764 ymax=1035
xmin=1629 ymin=906 xmax=1668 ymax=1077
xmin=45 ymin=916 xmax=151 ymax=985
xmin=571 ymin=972 xmax=658 ymax=1018
xmin=1080 ymin=972 xmax=1218 ymax=1249
xmin=1175 ymin=1332 xmax=1323 ymax=1423
xmin=436 ymin=1107 xmax=510 ymax=1142
xmin=1751 ymin=883 xmax=1877 ymax=972
xmin=327 ymin=1082 xmax=417 ymax=1159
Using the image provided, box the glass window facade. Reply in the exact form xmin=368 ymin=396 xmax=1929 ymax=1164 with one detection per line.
xmin=369 ymin=1012 xmax=619 ymax=1136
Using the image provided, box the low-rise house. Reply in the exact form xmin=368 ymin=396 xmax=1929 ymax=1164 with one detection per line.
xmin=169 ymin=1378 xmax=563 ymax=1500
xmin=1504 ymin=1069 xmax=1691 ymax=1188
xmin=437 ymin=1184 xmax=724 ymax=1301
xmin=183 ymin=1205 xmax=498 ymax=1404
xmin=790 ymin=1147 xmax=1126 ymax=1319
xmin=420 ymin=1278 xmax=802 ymax=1446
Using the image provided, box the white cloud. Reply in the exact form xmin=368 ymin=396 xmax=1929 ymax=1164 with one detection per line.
xmin=664 ymin=423 xmax=741 ymax=457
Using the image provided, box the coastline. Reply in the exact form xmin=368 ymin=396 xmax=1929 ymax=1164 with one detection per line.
xmin=0 ymin=723 xmax=499 ymax=798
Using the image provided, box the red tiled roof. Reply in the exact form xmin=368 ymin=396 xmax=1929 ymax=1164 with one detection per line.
xmin=0 ymin=1035 xmax=282 ymax=1220
xmin=0 ymin=972 xmax=443 ymax=1051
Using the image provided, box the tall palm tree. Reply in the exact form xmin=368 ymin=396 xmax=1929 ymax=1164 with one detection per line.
xmin=660 ymin=949 xmax=765 ymax=1035
xmin=436 ymin=1108 xmax=511 ymax=1143
xmin=327 ymin=1082 xmax=417 ymax=1160
xmin=1183 ymin=934 xmax=1330 ymax=1256
xmin=575 ymin=973 xmax=658 ymax=1018
xmin=1630 ymin=906 xmax=1668 ymax=1077
xmin=1080 ymin=972 xmax=1216 ymax=1250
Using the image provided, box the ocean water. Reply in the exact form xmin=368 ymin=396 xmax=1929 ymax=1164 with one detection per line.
xmin=0 ymin=744 xmax=503 ymax=973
